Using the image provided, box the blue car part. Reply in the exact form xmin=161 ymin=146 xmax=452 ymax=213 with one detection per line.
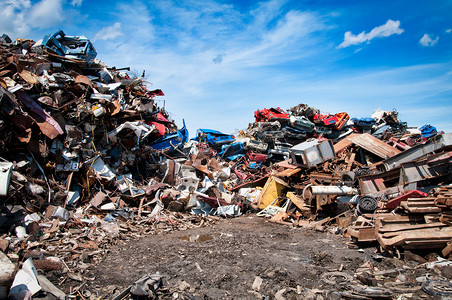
xmin=193 ymin=129 xmax=235 ymax=146
xmin=218 ymin=142 xmax=245 ymax=160
xmin=39 ymin=30 xmax=97 ymax=63
xmin=149 ymin=119 xmax=188 ymax=151
xmin=351 ymin=117 xmax=376 ymax=127
xmin=419 ymin=124 xmax=437 ymax=138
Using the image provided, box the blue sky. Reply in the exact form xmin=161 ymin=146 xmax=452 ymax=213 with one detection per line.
xmin=1 ymin=0 xmax=451 ymax=136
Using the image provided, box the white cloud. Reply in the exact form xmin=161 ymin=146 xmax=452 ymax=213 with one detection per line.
xmin=28 ymin=0 xmax=64 ymax=29
xmin=445 ymin=28 xmax=451 ymax=34
xmin=115 ymin=1 xmax=154 ymax=43
xmin=0 ymin=0 xmax=77 ymax=38
xmin=249 ymin=0 xmax=286 ymax=29
xmin=264 ymin=11 xmax=321 ymax=45
xmin=219 ymin=10 xmax=324 ymax=69
xmin=71 ymin=0 xmax=82 ymax=7
xmin=94 ymin=22 xmax=123 ymax=41
xmin=0 ymin=0 xmax=32 ymax=38
xmin=338 ymin=19 xmax=404 ymax=48
xmin=92 ymin=0 xmax=329 ymax=133
xmin=152 ymin=0 xmax=240 ymax=49
xmin=419 ymin=33 xmax=439 ymax=47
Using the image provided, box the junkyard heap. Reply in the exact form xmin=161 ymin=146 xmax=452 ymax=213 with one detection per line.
xmin=0 ymin=31 xmax=451 ymax=299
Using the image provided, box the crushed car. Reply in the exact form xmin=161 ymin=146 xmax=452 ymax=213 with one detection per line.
xmin=193 ymin=128 xmax=235 ymax=147
xmin=34 ymin=30 xmax=97 ymax=63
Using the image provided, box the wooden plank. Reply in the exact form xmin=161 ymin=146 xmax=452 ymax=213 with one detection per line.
xmin=377 ymin=228 xmax=452 ymax=247
xmin=374 ymin=214 xmax=424 ymax=222
xmin=404 ymin=240 xmax=451 ymax=249
xmin=286 ymin=191 xmax=308 ymax=211
xmin=400 ymin=202 xmax=442 ymax=213
xmin=345 ymin=153 xmax=356 ymax=171
xmin=377 ymin=222 xmax=446 ymax=234
xmin=405 ymin=207 xmax=442 ymax=214
xmin=275 ymin=168 xmax=301 ymax=178
xmin=358 ymin=227 xmax=377 ymax=242
xmin=348 ymin=227 xmax=359 ymax=239
xmin=406 ymin=197 xmax=436 ymax=201
xmin=441 ymin=243 xmax=452 ymax=258
xmin=405 ymin=201 xmax=437 ymax=207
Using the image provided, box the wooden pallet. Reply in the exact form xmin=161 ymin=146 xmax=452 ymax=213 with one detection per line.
xmin=376 ymin=227 xmax=452 ymax=249
xmin=400 ymin=197 xmax=442 ymax=214
xmin=375 ymin=214 xmax=452 ymax=250
xmin=347 ymin=215 xmax=377 ymax=242
xmin=431 ymin=186 xmax=452 ymax=208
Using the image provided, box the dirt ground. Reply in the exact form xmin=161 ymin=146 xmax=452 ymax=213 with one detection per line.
xmin=85 ymin=216 xmax=369 ymax=298
xmin=53 ymin=215 xmax=450 ymax=299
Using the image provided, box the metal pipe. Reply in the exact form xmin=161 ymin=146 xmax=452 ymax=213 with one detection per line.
xmin=310 ymin=185 xmax=358 ymax=195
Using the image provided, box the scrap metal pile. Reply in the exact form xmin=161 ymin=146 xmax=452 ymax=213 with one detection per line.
xmin=0 ymin=31 xmax=197 ymax=298
xmin=0 ymin=31 xmax=451 ymax=298
xmin=239 ymin=105 xmax=451 ymax=258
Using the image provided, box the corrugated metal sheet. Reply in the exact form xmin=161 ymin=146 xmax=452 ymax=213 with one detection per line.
xmin=347 ymin=133 xmax=401 ymax=159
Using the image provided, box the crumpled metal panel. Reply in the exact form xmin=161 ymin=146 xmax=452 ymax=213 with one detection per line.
xmin=399 ymin=151 xmax=452 ymax=185
xmin=38 ymin=30 xmax=97 ymax=63
xmin=384 ymin=133 xmax=452 ymax=171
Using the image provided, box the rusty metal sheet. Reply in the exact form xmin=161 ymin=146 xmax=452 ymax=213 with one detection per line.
xmin=11 ymin=114 xmax=34 ymax=143
xmin=19 ymin=70 xmax=38 ymax=84
xmin=16 ymin=91 xmax=63 ymax=139
xmin=334 ymin=133 xmax=358 ymax=153
xmin=111 ymin=99 xmax=121 ymax=115
xmin=347 ymin=133 xmax=401 ymax=159
xmin=75 ymin=75 xmax=93 ymax=87
xmin=359 ymin=176 xmax=386 ymax=194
